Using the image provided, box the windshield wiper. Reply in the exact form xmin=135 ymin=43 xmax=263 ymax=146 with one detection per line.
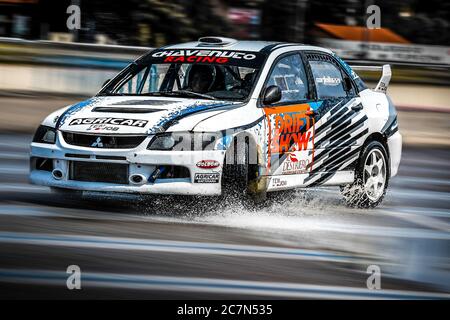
xmin=161 ymin=90 xmax=216 ymax=100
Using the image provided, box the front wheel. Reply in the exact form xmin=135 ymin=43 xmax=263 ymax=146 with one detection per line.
xmin=221 ymin=139 xmax=250 ymax=198
xmin=221 ymin=138 xmax=263 ymax=205
xmin=341 ymin=141 xmax=389 ymax=208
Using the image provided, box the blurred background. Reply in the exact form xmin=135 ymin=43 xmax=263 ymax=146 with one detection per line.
xmin=0 ymin=0 xmax=448 ymax=298
xmin=0 ymin=0 xmax=448 ymax=139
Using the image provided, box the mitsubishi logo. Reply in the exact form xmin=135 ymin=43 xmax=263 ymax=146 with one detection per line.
xmin=91 ymin=137 xmax=104 ymax=148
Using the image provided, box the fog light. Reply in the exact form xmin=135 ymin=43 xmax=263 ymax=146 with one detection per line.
xmin=129 ymin=174 xmax=147 ymax=185
xmin=52 ymin=169 xmax=63 ymax=180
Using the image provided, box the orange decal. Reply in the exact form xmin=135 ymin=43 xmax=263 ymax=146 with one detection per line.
xmin=263 ymin=103 xmax=315 ymax=172
xmin=263 ymin=103 xmax=310 ymax=115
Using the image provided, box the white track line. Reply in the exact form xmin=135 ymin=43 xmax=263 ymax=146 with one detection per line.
xmin=0 ymin=269 xmax=448 ymax=299
xmin=0 ymin=231 xmax=367 ymax=264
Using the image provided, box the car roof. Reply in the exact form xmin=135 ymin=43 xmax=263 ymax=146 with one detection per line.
xmin=164 ymin=40 xmax=278 ymax=52
xmin=162 ymin=37 xmax=331 ymax=54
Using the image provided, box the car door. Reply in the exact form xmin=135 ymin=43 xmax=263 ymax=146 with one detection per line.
xmin=303 ymin=52 xmax=368 ymax=186
xmin=261 ymin=53 xmax=318 ymax=188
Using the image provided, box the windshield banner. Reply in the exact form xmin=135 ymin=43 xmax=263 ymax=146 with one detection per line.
xmin=148 ymin=49 xmax=265 ymax=67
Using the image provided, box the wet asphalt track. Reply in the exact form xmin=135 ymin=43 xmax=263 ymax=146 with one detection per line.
xmin=0 ymin=134 xmax=449 ymax=299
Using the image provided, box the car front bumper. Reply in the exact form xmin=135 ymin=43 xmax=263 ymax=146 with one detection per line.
xmin=29 ymin=133 xmax=225 ymax=195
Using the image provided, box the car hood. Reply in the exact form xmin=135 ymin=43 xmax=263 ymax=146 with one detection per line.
xmin=56 ymin=96 xmax=239 ymax=135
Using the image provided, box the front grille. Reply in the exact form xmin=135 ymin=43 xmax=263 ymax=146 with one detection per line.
xmin=69 ymin=161 xmax=129 ymax=184
xmin=65 ymin=153 xmax=90 ymax=159
xmin=62 ymin=132 xmax=146 ymax=149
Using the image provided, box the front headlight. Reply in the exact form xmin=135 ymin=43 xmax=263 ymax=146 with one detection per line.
xmin=147 ymin=133 xmax=178 ymax=150
xmin=147 ymin=132 xmax=222 ymax=151
xmin=32 ymin=125 xmax=56 ymax=144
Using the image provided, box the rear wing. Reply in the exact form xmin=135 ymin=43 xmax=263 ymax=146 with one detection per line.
xmin=350 ymin=64 xmax=392 ymax=93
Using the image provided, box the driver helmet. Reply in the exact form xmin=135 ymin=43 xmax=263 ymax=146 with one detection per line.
xmin=187 ymin=64 xmax=216 ymax=93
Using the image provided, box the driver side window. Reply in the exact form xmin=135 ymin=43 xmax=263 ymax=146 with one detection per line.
xmin=266 ymin=54 xmax=309 ymax=104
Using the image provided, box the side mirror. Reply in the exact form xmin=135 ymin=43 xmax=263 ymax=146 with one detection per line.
xmin=262 ymin=85 xmax=282 ymax=105
xmin=102 ymin=79 xmax=111 ymax=88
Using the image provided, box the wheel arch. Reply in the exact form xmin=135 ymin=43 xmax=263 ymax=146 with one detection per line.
xmin=223 ymin=130 xmax=263 ymax=166
xmin=363 ymin=132 xmax=389 ymax=157
xmin=356 ymin=132 xmax=391 ymax=178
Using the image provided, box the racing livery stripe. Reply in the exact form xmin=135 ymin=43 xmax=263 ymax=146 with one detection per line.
xmin=314 ymin=104 xmax=354 ymax=137
xmin=311 ymin=119 xmax=368 ymax=166
xmin=221 ymin=115 xmax=265 ymax=133
xmin=56 ymin=98 xmax=99 ymax=129
xmin=313 ymin=98 xmax=356 ymax=129
xmin=148 ymin=102 xmax=242 ymax=134
xmin=307 ymin=153 xmax=360 ymax=187
xmin=310 ymin=143 xmax=360 ymax=175
xmin=304 ymin=128 xmax=368 ymax=185
xmin=314 ymin=114 xmax=367 ymax=150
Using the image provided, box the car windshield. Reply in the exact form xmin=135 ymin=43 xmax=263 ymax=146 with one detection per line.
xmin=100 ymin=49 xmax=265 ymax=101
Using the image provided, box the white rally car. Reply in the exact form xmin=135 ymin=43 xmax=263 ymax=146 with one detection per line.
xmin=30 ymin=37 xmax=402 ymax=207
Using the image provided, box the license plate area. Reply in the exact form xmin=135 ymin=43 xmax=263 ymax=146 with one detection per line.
xmin=69 ymin=161 xmax=129 ymax=184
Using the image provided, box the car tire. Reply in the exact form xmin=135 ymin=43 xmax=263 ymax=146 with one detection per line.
xmin=341 ymin=140 xmax=390 ymax=208
xmin=222 ymin=139 xmax=250 ymax=199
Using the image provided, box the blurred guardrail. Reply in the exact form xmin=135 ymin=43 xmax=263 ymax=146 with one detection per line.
xmin=0 ymin=37 xmax=149 ymax=68
xmin=0 ymin=37 xmax=449 ymax=97
xmin=0 ymin=38 xmax=150 ymax=96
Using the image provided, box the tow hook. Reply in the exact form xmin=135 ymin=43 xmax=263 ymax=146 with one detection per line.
xmin=148 ymin=166 xmax=166 ymax=183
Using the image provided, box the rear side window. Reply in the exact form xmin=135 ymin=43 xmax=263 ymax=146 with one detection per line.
xmin=309 ymin=60 xmax=347 ymax=99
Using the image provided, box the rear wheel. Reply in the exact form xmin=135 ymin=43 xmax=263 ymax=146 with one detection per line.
xmin=341 ymin=141 xmax=389 ymax=208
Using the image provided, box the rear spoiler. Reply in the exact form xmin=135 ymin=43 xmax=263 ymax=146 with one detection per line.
xmin=350 ymin=64 xmax=392 ymax=93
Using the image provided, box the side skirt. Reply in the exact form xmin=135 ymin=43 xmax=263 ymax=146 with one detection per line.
xmin=266 ymin=170 xmax=355 ymax=192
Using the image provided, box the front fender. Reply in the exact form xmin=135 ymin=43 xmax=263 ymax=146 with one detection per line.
xmin=40 ymin=105 xmax=72 ymax=128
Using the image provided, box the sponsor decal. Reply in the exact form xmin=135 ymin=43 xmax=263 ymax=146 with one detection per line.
xmin=377 ymin=81 xmax=387 ymax=93
xmin=282 ymin=153 xmax=310 ymax=175
xmin=149 ymin=49 xmax=263 ymax=67
xmin=69 ymin=118 xmax=148 ymax=128
xmin=315 ymin=76 xmax=341 ymax=86
xmin=263 ymin=103 xmax=316 ymax=174
xmin=152 ymin=50 xmax=256 ymax=65
xmin=86 ymin=124 xmax=119 ymax=131
xmin=271 ymin=177 xmax=287 ymax=187
xmin=196 ymin=160 xmax=220 ymax=169
xmin=271 ymin=110 xmax=312 ymax=154
xmin=194 ymin=173 xmax=220 ymax=183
